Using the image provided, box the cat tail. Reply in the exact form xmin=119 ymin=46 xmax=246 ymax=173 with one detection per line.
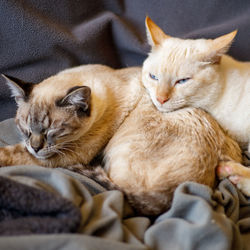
xmin=125 ymin=191 xmax=172 ymax=216
xmin=66 ymin=164 xmax=172 ymax=216
xmin=66 ymin=164 xmax=121 ymax=191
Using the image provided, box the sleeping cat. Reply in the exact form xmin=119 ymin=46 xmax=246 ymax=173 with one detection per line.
xmin=0 ymin=64 xmax=242 ymax=216
xmin=142 ymin=16 xmax=250 ymax=195
xmin=0 ymin=65 xmax=142 ymax=167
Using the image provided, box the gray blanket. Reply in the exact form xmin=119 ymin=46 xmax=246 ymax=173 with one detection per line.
xmin=0 ymin=119 xmax=250 ymax=250
xmin=0 ymin=175 xmax=81 ymax=235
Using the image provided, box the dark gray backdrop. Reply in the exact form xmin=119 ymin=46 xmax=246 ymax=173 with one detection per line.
xmin=1 ymin=0 xmax=250 ymax=121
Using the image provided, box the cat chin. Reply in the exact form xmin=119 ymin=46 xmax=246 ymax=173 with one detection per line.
xmin=34 ymin=154 xmax=54 ymax=160
xmin=150 ymin=97 xmax=177 ymax=113
xmin=26 ymin=146 xmax=55 ymax=160
xmin=153 ymin=99 xmax=184 ymax=113
xmin=154 ymin=104 xmax=175 ymax=113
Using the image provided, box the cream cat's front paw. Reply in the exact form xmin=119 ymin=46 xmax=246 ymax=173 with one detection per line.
xmin=217 ymin=161 xmax=250 ymax=196
xmin=217 ymin=162 xmax=234 ymax=179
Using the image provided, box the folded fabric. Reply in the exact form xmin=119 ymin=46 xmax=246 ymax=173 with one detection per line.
xmin=0 ymin=175 xmax=81 ymax=235
xmin=0 ymin=165 xmax=250 ymax=250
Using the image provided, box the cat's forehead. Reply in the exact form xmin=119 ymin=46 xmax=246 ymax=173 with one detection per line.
xmin=146 ymin=38 xmax=209 ymax=75
xmin=155 ymin=38 xmax=209 ymax=62
xmin=17 ymin=103 xmax=51 ymax=130
xmin=17 ymin=101 xmax=63 ymax=129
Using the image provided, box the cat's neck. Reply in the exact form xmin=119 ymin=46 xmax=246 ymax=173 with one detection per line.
xmin=205 ymin=55 xmax=248 ymax=109
xmin=196 ymin=55 xmax=250 ymax=144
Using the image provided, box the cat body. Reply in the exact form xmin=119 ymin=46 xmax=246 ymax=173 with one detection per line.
xmin=0 ymin=65 xmax=142 ymax=167
xmin=102 ymin=91 xmax=242 ymax=215
xmin=142 ymin=17 xmax=250 ymax=197
xmin=143 ymin=17 xmax=250 ymax=152
xmin=1 ymin=63 xmax=243 ymax=215
xmin=0 ymin=62 xmax=242 ymax=216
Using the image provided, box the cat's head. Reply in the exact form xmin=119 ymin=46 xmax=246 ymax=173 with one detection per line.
xmin=2 ymin=74 xmax=91 ymax=160
xmin=142 ymin=16 xmax=237 ymax=112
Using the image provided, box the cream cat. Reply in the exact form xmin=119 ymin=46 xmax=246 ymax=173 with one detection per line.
xmin=143 ymin=17 xmax=250 ymax=152
xmin=0 ymin=65 xmax=142 ymax=167
xmin=142 ymin=17 xmax=250 ymax=195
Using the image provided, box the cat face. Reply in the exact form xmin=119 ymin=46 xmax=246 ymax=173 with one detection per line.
xmin=142 ymin=39 xmax=217 ymax=112
xmin=142 ymin=17 xmax=237 ymax=112
xmin=2 ymin=75 xmax=91 ymax=160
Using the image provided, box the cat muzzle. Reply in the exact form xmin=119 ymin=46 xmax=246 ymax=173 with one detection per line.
xmin=156 ymin=96 xmax=169 ymax=104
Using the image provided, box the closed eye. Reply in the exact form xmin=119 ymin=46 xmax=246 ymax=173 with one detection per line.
xmin=175 ymin=78 xmax=191 ymax=85
xmin=47 ymin=128 xmax=71 ymax=139
xmin=47 ymin=128 xmax=64 ymax=138
xmin=149 ymin=73 xmax=159 ymax=81
xmin=56 ymin=132 xmax=70 ymax=138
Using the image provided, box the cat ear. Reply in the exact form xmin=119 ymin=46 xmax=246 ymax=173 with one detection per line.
xmin=204 ymin=30 xmax=237 ymax=63
xmin=56 ymin=86 xmax=91 ymax=117
xmin=1 ymin=74 xmax=34 ymax=105
xmin=145 ymin=16 xmax=170 ymax=47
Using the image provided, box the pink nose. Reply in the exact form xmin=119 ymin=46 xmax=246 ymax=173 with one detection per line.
xmin=157 ymin=96 xmax=169 ymax=104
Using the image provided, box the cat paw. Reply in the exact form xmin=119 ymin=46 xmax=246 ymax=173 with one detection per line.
xmin=216 ymin=164 xmax=232 ymax=179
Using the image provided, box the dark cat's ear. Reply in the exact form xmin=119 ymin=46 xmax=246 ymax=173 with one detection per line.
xmin=56 ymin=86 xmax=91 ymax=117
xmin=145 ymin=16 xmax=170 ymax=47
xmin=204 ymin=30 xmax=237 ymax=63
xmin=1 ymin=74 xmax=34 ymax=105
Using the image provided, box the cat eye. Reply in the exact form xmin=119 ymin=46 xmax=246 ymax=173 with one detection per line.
xmin=149 ymin=73 xmax=159 ymax=81
xmin=175 ymin=78 xmax=191 ymax=85
xmin=47 ymin=128 xmax=66 ymax=139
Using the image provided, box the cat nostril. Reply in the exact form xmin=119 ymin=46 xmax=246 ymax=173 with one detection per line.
xmin=32 ymin=145 xmax=43 ymax=153
xmin=157 ymin=96 xmax=169 ymax=104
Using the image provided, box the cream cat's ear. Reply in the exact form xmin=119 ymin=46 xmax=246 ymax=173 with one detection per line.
xmin=56 ymin=86 xmax=91 ymax=117
xmin=1 ymin=74 xmax=34 ymax=105
xmin=205 ymin=30 xmax=237 ymax=63
xmin=145 ymin=16 xmax=170 ymax=47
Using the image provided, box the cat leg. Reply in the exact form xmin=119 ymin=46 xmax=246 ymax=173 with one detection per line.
xmin=217 ymin=161 xmax=250 ymax=196
xmin=0 ymin=143 xmax=41 ymax=166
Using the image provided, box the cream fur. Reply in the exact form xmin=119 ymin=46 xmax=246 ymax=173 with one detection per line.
xmin=104 ymin=90 xmax=242 ymax=215
xmin=142 ymin=17 xmax=250 ymax=199
xmin=143 ymin=19 xmax=250 ymax=153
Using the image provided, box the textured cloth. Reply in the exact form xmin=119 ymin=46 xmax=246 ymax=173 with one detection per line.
xmin=0 ymin=120 xmax=250 ymax=249
xmin=0 ymin=175 xmax=81 ymax=235
xmin=0 ymin=165 xmax=250 ymax=250
xmin=0 ymin=0 xmax=250 ymax=120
